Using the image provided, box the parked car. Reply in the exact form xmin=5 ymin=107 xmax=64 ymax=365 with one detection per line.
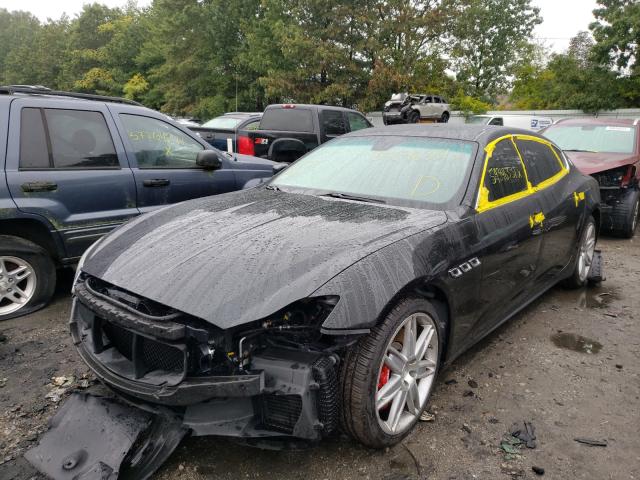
xmin=383 ymin=93 xmax=450 ymax=125
xmin=543 ymin=118 xmax=640 ymax=238
xmin=174 ymin=117 xmax=201 ymax=127
xmin=237 ymin=104 xmax=373 ymax=162
xmin=189 ymin=112 xmax=262 ymax=152
xmin=29 ymin=124 xmax=602 ymax=479
xmin=466 ymin=114 xmax=553 ymax=131
xmin=0 ymin=85 xmax=277 ymax=321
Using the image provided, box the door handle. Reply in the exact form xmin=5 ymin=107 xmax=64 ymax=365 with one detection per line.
xmin=21 ymin=181 xmax=58 ymax=192
xmin=143 ymin=179 xmax=170 ymax=187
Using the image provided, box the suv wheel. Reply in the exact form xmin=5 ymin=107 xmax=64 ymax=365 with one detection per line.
xmin=0 ymin=235 xmax=56 ymax=321
xmin=408 ymin=111 xmax=420 ymax=124
xmin=340 ymin=297 xmax=443 ymax=448
xmin=439 ymin=112 xmax=450 ymax=123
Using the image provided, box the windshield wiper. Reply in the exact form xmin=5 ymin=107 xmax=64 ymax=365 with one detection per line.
xmin=321 ymin=192 xmax=386 ymax=204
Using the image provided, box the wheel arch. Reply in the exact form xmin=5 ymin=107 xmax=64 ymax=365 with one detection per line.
xmin=0 ymin=218 xmax=63 ymax=263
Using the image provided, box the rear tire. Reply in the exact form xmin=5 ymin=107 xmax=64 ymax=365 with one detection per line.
xmin=563 ymin=216 xmax=596 ymax=289
xmin=340 ymin=297 xmax=443 ymax=448
xmin=614 ymin=189 xmax=640 ymax=239
xmin=439 ymin=112 xmax=450 ymax=123
xmin=0 ymin=235 xmax=56 ymax=321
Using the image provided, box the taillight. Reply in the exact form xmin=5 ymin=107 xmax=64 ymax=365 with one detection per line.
xmin=621 ymin=165 xmax=636 ymax=187
xmin=237 ymin=135 xmax=254 ymax=156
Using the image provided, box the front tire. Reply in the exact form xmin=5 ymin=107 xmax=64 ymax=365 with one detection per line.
xmin=615 ymin=189 xmax=640 ymax=238
xmin=0 ymin=235 xmax=56 ymax=321
xmin=563 ymin=215 xmax=596 ymax=289
xmin=340 ymin=297 xmax=443 ymax=448
xmin=408 ymin=111 xmax=420 ymax=124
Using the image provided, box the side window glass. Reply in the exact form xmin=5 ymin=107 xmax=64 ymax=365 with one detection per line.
xmin=20 ymin=108 xmax=50 ymax=169
xmin=515 ymin=139 xmax=563 ymax=186
xmin=489 ymin=117 xmax=503 ymax=126
xmin=44 ymin=109 xmax=119 ymax=168
xmin=321 ymin=110 xmax=346 ymax=136
xmin=433 ymin=97 xmax=441 ymax=104
xmin=484 ymin=139 xmax=528 ymax=202
xmin=245 ymin=120 xmax=260 ymax=131
xmin=347 ymin=112 xmax=370 ymax=132
xmin=119 ymin=114 xmax=204 ymax=168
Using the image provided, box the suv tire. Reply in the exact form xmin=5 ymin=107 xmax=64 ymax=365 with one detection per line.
xmin=408 ymin=111 xmax=420 ymax=124
xmin=340 ymin=297 xmax=443 ymax=448
xmin=439 ymin=112 xmax=450 ymax=123
xmin=0 ymin=235 xmax=56 ymax=321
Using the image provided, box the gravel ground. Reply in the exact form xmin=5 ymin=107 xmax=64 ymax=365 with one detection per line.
xmin=1 ymin=237 xmax=639 ymax=480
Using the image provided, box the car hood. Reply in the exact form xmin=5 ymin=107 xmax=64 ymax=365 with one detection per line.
xmin=565 ymin=151 xmax=638 ymax=175
xmin=82 ymin=188 xmax=447 ymax=329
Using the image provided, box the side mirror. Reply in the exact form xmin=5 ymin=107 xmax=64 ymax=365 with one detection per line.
xmin=272 ymin=163 xmax=288 ymax=175
xmin=196 ymin=150 xmax=222 ymax=170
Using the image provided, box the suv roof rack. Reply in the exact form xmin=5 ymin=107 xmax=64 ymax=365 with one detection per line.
xmin=0 ymin=85 xmax=142 ymax=106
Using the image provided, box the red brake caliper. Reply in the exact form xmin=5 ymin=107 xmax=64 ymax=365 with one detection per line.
xmin=378 ymin=365 xmax=390 ymax=390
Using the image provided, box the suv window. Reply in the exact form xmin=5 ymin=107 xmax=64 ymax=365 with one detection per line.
xmin=321 ymin=110 xmax=346 ymax=136
xmin=488 ymin=117 xmax=503 ymax=126
xmin=45 ymin=110 xmax=119 ymax=168
xmin=20 ymin=108 xmax=119 ymax=169
xmin=120 ymin=114 xmax=204 ymax=169
xmin=20 ymin=108 xmax=49 ymax=169
xmin=515 ymin=139 xmax=563 ymax=186
xmin=259 ymin=108 xmax=314 ymax=133
xmin=433 ymin=97 xmax=441 ymax=104
xmin=484 ymin=139 xmax=528 ymax=202
xmin=347 ymin=112 xmax=370 ymax=132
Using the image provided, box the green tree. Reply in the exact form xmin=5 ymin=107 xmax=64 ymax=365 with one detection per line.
xmin=449 ymin=0 xmax=541 ymax=102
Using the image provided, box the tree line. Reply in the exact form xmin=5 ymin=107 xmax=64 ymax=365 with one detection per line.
xmin=0 ymin=0 xmax=637 ymax=119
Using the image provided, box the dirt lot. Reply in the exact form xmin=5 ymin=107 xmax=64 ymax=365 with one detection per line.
xmin=1 ymin=237 xmax=639 ymax=480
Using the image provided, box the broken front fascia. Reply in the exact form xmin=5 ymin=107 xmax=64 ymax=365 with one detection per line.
xmin=68 ymin=275 xmax=344 ymax=440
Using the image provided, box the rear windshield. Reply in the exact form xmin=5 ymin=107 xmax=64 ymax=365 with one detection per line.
xmin=259 ymin=108 xmax=314 ymax=132
xmin=544 ymin=124 xmax=637 ymax=154
xmin=271 ymin=135 xmax=477 ymax=209
xmin=201 ymin=117 xmax=243 ymax=129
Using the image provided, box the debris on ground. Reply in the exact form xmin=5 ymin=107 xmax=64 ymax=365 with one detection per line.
xmin=574 ymin=437 xmax=608 ymax=447
xmin=0 ymin=378 xmax=7 ymax=388
xmin=463 ymin=390 xmax=475 ymax=397
xmin=510 ymin=421 xmax=537 ymax=448
xmin=500 ymin=436 xmax=522 ymax=456
xmin=444 ymin=378 xmax=458 ymax=385
xmin=419 ymin=411 xmax=436 ymax=422
xmin=51 ymin=375 xmax=75 ymax=387
xmin=0 ymin=333 xmax=7 ymax=343
xmin=468 ymin=379 xmax=478 ymax=388
xmin=501 ymin=463 xmax=525 ymax=477
xmin=532 ymin=466 xmax=545 ymax=475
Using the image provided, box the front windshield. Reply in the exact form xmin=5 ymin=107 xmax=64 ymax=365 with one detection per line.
xmin=201 ymin=117 xmax=243 ymax=129
xmin=271 ymin=136 xmax=477 ymax=209
xmin=466 ymin=116 xmax=489 ymax=125
xmin=544 ymin=124 xmax=637 ymax=154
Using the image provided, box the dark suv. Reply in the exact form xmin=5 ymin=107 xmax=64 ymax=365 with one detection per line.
xmin=0 ymin=86 xmax=276 ymax=320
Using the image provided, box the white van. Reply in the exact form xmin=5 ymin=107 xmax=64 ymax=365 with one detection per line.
xmin=466 ymin=115 xmax=554 ymax=131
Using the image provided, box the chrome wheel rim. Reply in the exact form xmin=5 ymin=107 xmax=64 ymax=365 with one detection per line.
xmin=577 ymin=223 xmax=596 ymax=282
xmin=0 ymin=256 xmax=37 ymax=316
xmin=375 ymin=313 xmax=439 ymax=435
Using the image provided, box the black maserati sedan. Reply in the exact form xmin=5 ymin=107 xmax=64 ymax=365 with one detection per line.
xmin=27 ymin=125 xmax=602 ymax=479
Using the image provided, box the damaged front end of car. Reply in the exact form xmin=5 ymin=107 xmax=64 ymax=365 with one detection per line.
xmin=27 ymin=273 xmax=352 ymax=479
xmin=591 ymin=164 xmax=639 ymax=233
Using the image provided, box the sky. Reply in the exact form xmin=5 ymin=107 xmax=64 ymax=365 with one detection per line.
xmin=1 ymin=0 xmax=599 ymax=54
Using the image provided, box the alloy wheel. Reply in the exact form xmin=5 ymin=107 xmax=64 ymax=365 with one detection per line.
xmin=577 ymin=223 xmax=596 ymax=283
xmin=0 ymin=256 xmax=37 ymax=316
xmin=375 ymin=312 xmax=439 ymax=435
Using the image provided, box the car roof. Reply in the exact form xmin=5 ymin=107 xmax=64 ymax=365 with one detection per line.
xmin=346 ymin=124 xmax=538 ymax=144
xmin=0 ymin=85 xmax=140 ymax=106
xmin=552 ymin=117 xmax=639 ymax=127
xmin=265 ymin=103 xmax=362 ymax=113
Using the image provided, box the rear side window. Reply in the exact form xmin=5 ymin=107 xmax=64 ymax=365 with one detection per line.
xmin=20 ymin=108 xmax=49 ymax=169
xmin=119 ymin=114 xmax=204 ymax=168
xmin=488 ymin=117 xmax=503 ymax=126
xmin=484 ymin=139 xmax=528 ymax=202
xmin=259 ymin=108 xmax=314 ymax=133
xmin=515 ymin=139 xmax=563 ymax=186
xmin=347 ymin=112 xmax=370 ymax=132
xmin=20 ymin=108 xmax=118 ymax=169
xmin=321 ymin=110 xmax=346 ymax=136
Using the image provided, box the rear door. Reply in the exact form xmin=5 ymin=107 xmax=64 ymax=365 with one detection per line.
xmin=109 ymin=106 xmax=237 ymax=213
xmin=5 ymin=98 xmax=138 ymax=259
xmin=319 ymin=109 xmax=347 ymax=143
xmin=514 ymin=136 xmax=578 ymax=278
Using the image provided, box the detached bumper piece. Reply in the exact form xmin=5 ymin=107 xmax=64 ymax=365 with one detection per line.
xmin=25 ymin=392 xmax=187 ymax=480
xmin=588 ymin=249 xmax=605 ymax=284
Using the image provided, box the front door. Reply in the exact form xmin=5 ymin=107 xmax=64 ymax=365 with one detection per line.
xmin=110 ymin=107 xmax=237 ymax=213
xmin=5 ymin=98 xmax=138 ymax=259
xmin=472 ymin=136 xmax=544 ymax=335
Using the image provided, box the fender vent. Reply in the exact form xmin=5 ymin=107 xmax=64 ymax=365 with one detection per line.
xmin=260 ymin=395 xmax=303 ymax=434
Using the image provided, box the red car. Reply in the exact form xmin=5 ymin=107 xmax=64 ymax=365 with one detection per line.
xmin=543 ymin=118 xmax=640 ymax=238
